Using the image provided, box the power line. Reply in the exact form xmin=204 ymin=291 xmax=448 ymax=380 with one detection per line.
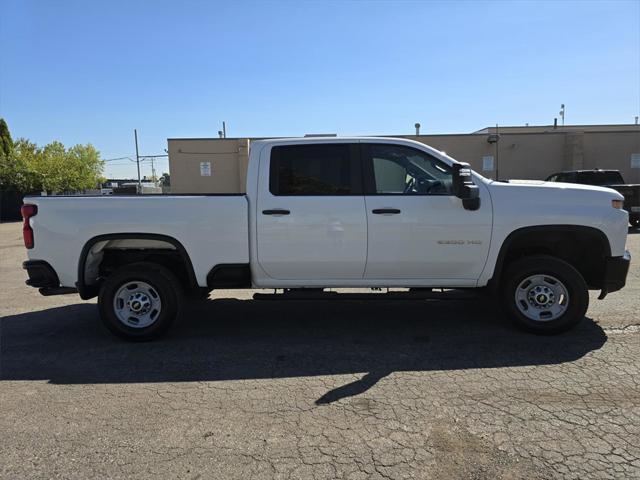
xmin=103 ymin=156 xmax=137 ymax=163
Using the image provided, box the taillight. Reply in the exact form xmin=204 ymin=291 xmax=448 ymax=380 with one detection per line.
xmin=21 ymin=204 xmax=37 ymax=249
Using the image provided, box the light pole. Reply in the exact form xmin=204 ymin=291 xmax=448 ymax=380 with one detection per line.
xmin=134 ymin=129 xmax=141 ymax=193
xmin=487 ymin=125 xmax=501 ymax=181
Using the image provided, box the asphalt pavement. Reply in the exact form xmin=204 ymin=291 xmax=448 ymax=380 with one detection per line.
xmin=1 ymin=221 xmax=639 ymax=479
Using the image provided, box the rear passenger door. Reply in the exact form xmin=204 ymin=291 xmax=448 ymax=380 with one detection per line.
xmin=256 ymin=142 xmax=367 ymax=280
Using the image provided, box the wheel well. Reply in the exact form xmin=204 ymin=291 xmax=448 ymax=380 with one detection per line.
xmin=78 ymin=234 xmax=198 ymax=299
xmin=493 ymin=226 xmax=611 ymax=289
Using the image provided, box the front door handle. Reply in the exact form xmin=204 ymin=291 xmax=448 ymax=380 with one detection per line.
xmin=262 ymin=209 xmax=290 ymax=215
xmin=372 ymin=208 xmax=401 ymax=215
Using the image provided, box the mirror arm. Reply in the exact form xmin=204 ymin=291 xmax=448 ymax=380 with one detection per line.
xmin=452 ymin=162 xmax=481 ymax=210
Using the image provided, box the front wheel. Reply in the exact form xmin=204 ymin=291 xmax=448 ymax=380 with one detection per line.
xmin=501 ymin=255 xmax=588 ymax=334
xmin=98 ymin=262 xmax=183 ymax=341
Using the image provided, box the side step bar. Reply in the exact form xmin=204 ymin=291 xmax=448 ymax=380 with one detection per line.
xmin=39 ymin=287 xmax=78 ymax=296
xmin=252 ymin=288 xmax=480 ymax=301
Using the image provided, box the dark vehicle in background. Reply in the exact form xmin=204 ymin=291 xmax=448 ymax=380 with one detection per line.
xmin=546 ymin=170 xmax=640 ymax=227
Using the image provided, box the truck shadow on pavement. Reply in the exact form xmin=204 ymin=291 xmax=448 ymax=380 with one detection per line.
xmin=1 ymin=296 xmax=607 ymax=404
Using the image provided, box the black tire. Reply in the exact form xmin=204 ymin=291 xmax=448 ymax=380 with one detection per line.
xmin=501 ymin=255 xmax=588 ymax=334
xmin=98 ymin=262 xmax=183 ymax=341
xmin=630 ymin=215 xmax=640 ymax=228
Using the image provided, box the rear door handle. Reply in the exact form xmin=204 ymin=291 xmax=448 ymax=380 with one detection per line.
xmin=262 ymin=209 xmax=290 ymax=215
xmin=372 ymin=208 xmax=401 ymax=215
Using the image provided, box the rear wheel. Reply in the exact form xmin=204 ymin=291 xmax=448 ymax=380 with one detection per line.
xmin=98 ymin=262 xmax=183 ymax=341
xmin=501 ymin=255 xmax=588 ymax=334
xmin=630 ymin=215 xmax=639 ymax=228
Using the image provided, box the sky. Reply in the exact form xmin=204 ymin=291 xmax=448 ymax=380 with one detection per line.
xmin=1 ymin=0 xmax=639 ymax=179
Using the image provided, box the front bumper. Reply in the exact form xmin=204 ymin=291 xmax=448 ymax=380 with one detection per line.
xmin=23 ymin=260 xmax=77 ymax=296
xmin=598 ymin=250 xmax=631 ymax=299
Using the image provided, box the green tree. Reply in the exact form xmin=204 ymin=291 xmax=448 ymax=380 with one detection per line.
xmin=7 ymin=139 xmax=104 ymax=193
xmin=34 ymin=142 xmax=104 ymax=193
xmin=0 ymin=118 xmax=24 ymax=190
xmin=10 ymin=139 xmax=41 ymax=192
xmin=159 ymin=172 xmax=170 ymax=187
xmin=0 ymin=118 xmax=12 ymax=158
xmin=0 ymin=118 xmax=104 ymax=193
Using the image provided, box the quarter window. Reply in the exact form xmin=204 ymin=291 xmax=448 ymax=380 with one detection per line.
xmin=366 ymin=144 xmax=453 ymax=195
xmin=269 ymin=144 xmax=361 ymax=195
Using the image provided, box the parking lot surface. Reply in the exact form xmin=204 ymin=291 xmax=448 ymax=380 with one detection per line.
xmin=1 ymin=221 xmax=639 ymax=479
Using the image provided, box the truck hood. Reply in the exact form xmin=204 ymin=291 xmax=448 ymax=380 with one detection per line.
xmin=493 ymin=179 xmax=624 ymax=197
xmin=486 ymin=179 xmax=624 ymax=204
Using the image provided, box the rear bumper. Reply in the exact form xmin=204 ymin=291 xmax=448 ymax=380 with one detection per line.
xmin=23 ymin=260 xmax=59 ymax=288
xmin=599 ymin=250 xmax=631 ymax=298
xmin=23 ymin=260 xmax=77 ymax=296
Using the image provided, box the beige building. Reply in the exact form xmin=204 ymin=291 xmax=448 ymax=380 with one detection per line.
xmin=167 ymin=124 xmax=640 ymax=194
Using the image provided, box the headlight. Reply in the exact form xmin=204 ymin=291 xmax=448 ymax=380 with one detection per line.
xmin=612 ymin=199 xmax=624 ymax=209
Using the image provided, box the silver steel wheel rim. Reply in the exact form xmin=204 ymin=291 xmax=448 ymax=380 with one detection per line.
xmin=113 ymin=281 xmax=162 ymax=329
xmin=515 ymin=274 xmax=569 ymax=322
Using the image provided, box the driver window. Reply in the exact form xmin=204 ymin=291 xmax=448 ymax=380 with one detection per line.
xmin=369 ymin=144 xmax=453 ymax=195
xmin=372 ymin=157 xmax=408 ymax=193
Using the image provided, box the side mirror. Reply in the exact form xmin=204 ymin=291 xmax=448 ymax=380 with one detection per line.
xmin=452 ymin=163 xmax=480 ymax=211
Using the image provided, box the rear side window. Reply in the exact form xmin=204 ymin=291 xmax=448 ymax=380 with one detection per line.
xmin=556 ymin=173 xmax=575 ymax=183
xmin=576 ymin=171 xmax=624 ymax=186
xmin=269 ymin=144 xmax=361 ymax=195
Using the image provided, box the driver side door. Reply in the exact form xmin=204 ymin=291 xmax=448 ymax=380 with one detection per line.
xmin=363 ymin=143 xmax=492 ymax=282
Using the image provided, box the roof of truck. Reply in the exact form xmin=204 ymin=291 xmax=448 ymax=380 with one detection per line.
xmin=251 ymin=136 xmax=433 ymax=146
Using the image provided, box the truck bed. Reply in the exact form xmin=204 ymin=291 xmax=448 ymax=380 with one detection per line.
xmin=23 ymin=195 xmax=250 ymax=287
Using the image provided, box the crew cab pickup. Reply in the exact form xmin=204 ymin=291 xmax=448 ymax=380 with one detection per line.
xmin=22 ymin=137 xmax=631 ymax=340
xmin=545 ymin=169 xmax=640 ymax=227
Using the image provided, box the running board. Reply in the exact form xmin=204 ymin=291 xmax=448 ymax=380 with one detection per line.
xmin=252 ymin=288 xmax=480 ymax=301
xmin=39 ymin=287 xmax=78 ymax=296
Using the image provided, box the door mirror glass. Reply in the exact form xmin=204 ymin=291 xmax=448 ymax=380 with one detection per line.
xmin=452 ymin=163 xmax=480 ymax=210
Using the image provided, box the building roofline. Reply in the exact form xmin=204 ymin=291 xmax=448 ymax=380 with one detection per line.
xmin=473 ymin=123 xmax=640 ymax=132
xmin=168 ymin=123 xmax=640 ymax=143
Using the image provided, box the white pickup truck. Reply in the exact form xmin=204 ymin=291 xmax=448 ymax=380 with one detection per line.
xmin=22 ymin=137 xmax=631 ymax=340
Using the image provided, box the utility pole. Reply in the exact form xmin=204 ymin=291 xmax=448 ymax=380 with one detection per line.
xmin=495 ymin=124 xmax=500 ymax=181
xmin=559 ymin=104 xmax=565 ymax=126
xmin=134 ymin=129 xmax=141 ymax=193
xmin=150 ymin=157 xmax=156 ymax=184
xmin=486 ymin=126 xmax=500 ymax=181
xmin=222 ymin=121 xmax=227 ymax=138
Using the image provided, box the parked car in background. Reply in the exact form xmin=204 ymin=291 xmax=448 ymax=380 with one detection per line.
xmin=21 ymin=138 xmax=630 ymax=340
xmin=545 ymin=170 xmax=640 ymax=227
